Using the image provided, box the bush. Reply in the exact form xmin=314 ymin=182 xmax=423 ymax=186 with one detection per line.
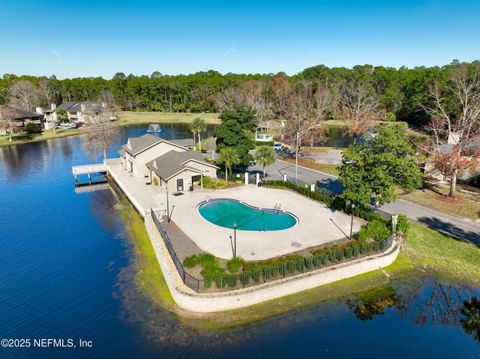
xmin=226 ymin=256 xmax=245 ymax=273
xmin=152 ymin=176 xmax=159 ymax=186
xmin=203 ymin=176 xmax=228 ymax=189
xmin=396 ymin=214 xmax=410 ymax=235
xmin=183 ymin=255 xmax=197 ymax=268
xmin=25 ymin=123 xmax=42 ymax=134
xmin=385 ymin=112 xmax=397 ymax=122
xmin=357 ymin=220 xmax=391 ymax=242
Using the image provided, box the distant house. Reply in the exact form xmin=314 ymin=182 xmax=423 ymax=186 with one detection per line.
xmin=35 ymin=104 xmax=57 ymax=129
xmin=425 ymin=135 xmax=480 ymax=185
xmin=118 ymin=133 xmax=216 ymax=192
xmin=56 ymin=102 xmax=112 ymax=123
xmin=0 ymin=105 xmax=44 ymax=134
xmin=255 ymin=120 xmax=285 ymax=143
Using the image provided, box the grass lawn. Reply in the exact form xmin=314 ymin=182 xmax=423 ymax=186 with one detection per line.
xmin=117 ymin=200 xmax=175 ymax=310
xmin=400 ymin=184 xmax=480 ymax=221
xmin=0 ymin=128 xmax=82 ymax=147
xmin=117 ymin=111 xmax=220 ymax=125
xmin=281 ymin=157 xmax=340 ymax=176
xmin=402 ymin=222 xmax=480 ymax=286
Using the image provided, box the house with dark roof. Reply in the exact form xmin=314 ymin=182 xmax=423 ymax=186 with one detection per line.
xmin=56 ymin=101 xmax=109 ymax=123
xmin=425 ymin=136 xmax=480 ymax=184
xmin=0 ymin=105 xmax=44 ymax=134
xmin=118 ymin=133 xmax=197 ymax=178
xmin=146 ymin=150 xmax=218 ymax=192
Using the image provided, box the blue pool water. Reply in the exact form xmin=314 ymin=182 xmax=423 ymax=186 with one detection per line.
xmin=198 ymin=199 xmax=297 ymax=231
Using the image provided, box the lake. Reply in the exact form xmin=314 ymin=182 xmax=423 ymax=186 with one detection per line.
xmin=0 ymin=123 xmax=478 ymax=358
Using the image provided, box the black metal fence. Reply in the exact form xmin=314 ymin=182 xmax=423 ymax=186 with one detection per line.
xmin=150 ymin=211 xmax=202 ymax=292
xmin=150 ymin=210 xmax=395 ymax=293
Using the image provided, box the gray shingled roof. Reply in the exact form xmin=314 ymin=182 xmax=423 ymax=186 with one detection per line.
xmin=56 ymin=102 xmax=76 ymax=111
xmin=0 ymin=106 xmax=43 ymax=120
xmin=169 ymin=138 xmax=195 ymax=147
xmin=124 ymin=134 xmax=193 ymax=156
xmin=125 ymin=134 xmax=163 ymax=155
xmin=118 ymin=146 xmax=126 ymax=157
xmin=146 ymin=150 xmax=217 ymax=180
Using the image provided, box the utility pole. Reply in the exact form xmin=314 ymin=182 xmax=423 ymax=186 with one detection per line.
xmin=295 ymin=124 xmax=322 ymax=184
xmin=350 ymin=203 xmax=355 ymax=240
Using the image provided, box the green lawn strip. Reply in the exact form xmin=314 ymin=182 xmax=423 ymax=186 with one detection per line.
xmin=402 ymin=222 xmax=480 ymax=286
xmin=0 ymin=128 xmax=82 ymax=146
xmin=117 ymin=111 xmax=220 ymax=125
xmin=400 ymin=184 xmax=480 ymax=221
xmin=118 ymin=201 xmax=175 ymax=309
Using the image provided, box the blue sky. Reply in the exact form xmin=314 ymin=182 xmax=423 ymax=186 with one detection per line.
xmin=1 ymin=0 xmax=479 ymax=78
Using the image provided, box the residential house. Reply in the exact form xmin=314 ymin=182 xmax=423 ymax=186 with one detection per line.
xmin=56 ymin=102 xmax=109 ymax=123
xmin=0 ymin=105 xmax=44 ymax=134
xmin=425 ymin=136 xmax=480 ymax=185
xmin=35 ymin=104 xmax=57 ymax=129
xmin=255 ymin=120 xmax=285 ymax=143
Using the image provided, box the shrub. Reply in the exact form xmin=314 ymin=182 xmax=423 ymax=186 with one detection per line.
xmin=226 ymin=256 xmax=245 ymax=273
xmin=385 ymin=112 xmax=397 ymax=121
xmin=183 ymin=255 xmax=197 ymax=268
xmin=396 ymin=214 xmax=410 ymax=235
xmin=203 ymin=176 xmax=228 ymax=189
xmin=239 ymin=272 xmax=251 ymax=286
xmin=152 ymin=176 xmax=159 ymax=186
xmin=357 ymin=220 xmax=391 ymax=242
xmin=25 ymin=123 xmax=42 ymax=134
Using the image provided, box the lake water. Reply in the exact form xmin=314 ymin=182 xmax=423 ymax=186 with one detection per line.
xmin=0 ymin=124 xmax=478 ymax=358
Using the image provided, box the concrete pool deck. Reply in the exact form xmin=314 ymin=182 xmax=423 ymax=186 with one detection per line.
xmin=107 ymin=161 xmax=364 ymax=260
xmin=168 ymin=186 xmax=364 ymax=260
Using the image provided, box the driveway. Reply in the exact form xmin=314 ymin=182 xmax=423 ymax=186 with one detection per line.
xmin=249 ymin=160 xmax=480 ymax=245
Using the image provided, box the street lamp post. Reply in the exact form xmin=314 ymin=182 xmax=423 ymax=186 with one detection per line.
xmin=233 ymin=223 xmax=237 ymax=258
xmin=295 ymin=124 xmax=323 ymax=184
xmin=166 ymin=187 xmax=170 ymax=222
xmin=349 ymin=203 xmax=355 ymax=240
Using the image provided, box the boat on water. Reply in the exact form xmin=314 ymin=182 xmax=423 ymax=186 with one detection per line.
xmin=147 ymin=123 xmax=162 ymax=133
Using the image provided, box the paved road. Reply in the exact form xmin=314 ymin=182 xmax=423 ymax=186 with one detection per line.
xmin=303 ymin=148 xmax=342 ymax=164
xmin=249 ymin=160 xmax=480 ymax=245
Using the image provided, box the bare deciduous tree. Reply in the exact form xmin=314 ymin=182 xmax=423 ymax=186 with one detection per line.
xmin=282 ymin=81 xmax=331 ymax=148
xmin=83 ymin=107 xmax=118 ymax=160
xmin=337 ymin=80 xmax=381 ymax=141
xmin=422 ymin=65 xmax=480 ymax=196
xmin=8 ymin=80 xmax=39 ymax=110
xmin=0 ymin=106 xmax=17 ymax=142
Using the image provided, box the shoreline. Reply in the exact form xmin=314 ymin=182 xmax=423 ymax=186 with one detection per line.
xmin=0 ymin=111 xmax=220 ymax=147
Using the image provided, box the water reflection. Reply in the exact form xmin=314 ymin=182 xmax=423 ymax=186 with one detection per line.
xmin=346 ymin=286 xmax=402 ymax=320
xmin=461 ymin=297 xmax=480 ymax=342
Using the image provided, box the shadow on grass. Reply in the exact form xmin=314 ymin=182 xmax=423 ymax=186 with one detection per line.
xmin=417 ymin=216 xmax=480 ymax=246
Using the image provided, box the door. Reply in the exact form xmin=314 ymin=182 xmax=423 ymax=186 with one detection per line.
xmin=176 ymin=178 xmax=184 ymax=191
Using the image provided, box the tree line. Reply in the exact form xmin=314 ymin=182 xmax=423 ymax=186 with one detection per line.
xmin=1 ymin=60 xmax=478 ymax=126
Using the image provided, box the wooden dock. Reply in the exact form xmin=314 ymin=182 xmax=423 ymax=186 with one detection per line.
xmin=72 ymin=163 xmax=108 ymax=186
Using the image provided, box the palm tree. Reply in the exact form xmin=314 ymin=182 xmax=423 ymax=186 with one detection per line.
xmin=218 ymin=147 xmax=240 ymax=181
xmin=189 ymin=122 xmax=197 ymax=149
xmin=255 ymin=145 xmax=276 ymax=178
xmin=190 ymin=117 xmax=207 ymax=151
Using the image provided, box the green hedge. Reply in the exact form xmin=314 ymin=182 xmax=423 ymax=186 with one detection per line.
xmin=262 ymin=180 xmax=384 ymax=222
xmin=201 ymin=236 xmax=393 ymax=290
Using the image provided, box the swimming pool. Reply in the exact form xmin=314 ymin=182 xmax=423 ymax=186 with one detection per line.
xmin=198 ymin=199 xmax=297 ymax=231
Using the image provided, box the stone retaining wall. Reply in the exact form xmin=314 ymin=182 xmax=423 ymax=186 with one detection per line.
xmin=144 ymin=216 xmax=400 ymax=313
